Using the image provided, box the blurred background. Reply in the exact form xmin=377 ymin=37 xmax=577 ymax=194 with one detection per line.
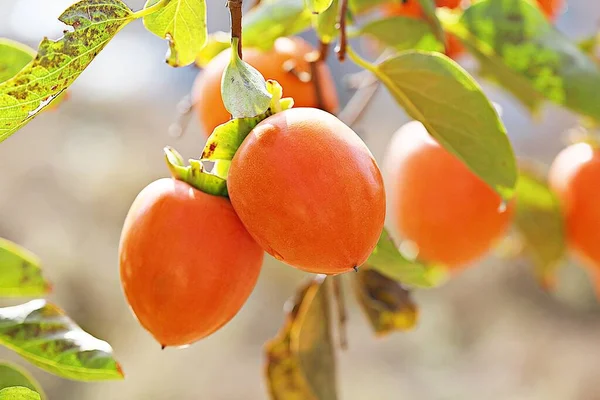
xmin=1 ymin=0 xmax=600 ymax=399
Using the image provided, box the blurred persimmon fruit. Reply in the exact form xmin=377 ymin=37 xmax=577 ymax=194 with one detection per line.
xmin=192 ymin=37 xmax=339 ymax=137
xmin=228 ymin=107 xmax=386 ymax=275
xmin=119 ymin=178 xmax=263 ymax=347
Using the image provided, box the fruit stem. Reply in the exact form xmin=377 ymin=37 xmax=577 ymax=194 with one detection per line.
xmin=335 ymin=0 xmax=349 ymax=61
xmin=132 ymin=0 xmax=172 ymax=19
xmin=228 ymin=0 xmax=243 ymax=58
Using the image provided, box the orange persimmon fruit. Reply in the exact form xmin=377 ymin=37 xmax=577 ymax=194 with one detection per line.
xmin=119 ymin=178 xmax=263 ymax=347
xmin=227 ymin=107 xmax=386 ymax=275
xmin=384 ymin=121 xmax=513 ymax=269
xmin=548 ymin=142 xmax=600 ymax=271
xmin=192 ymin=37 xmax=339 ymax=137
xmin=537 ymin=0 xmax=563 ymax=20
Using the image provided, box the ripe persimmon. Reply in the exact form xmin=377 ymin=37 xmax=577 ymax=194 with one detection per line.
xmin=537 ymin=0 xmax=563 ymax=20
xmin=384 ymin=121 xmax=513 ymax=269
xmin=192 ymin=37 xmax=339 ymax=137
xmin=548 ymin=142 xmax=600 ymax=271
xmin=227 ymin=108 xmax=386 ymax=275
xmin=119 ymin=178 xmax=263 ymax=347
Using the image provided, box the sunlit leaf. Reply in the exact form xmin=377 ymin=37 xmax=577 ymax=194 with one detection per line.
xmin=243 ymin=0 xmax=313 ymax=50
xmin=416 ymin=0 xmax=445 ymax=46
xmin=449 ymin=0 xmax=600 ymax=121
xmin=143 ymin=0 xmax=207 ymax=67
xmin=313 ymin=0 xmax=339 ymax=44
xmin=513 ymin=169 xmax=566 ymax=290
xmin=365 ymin=228 xmax=447 ymax=288
xmin=353 ymin=269 xmax=418 ymax=336
xmin=0 ymin=0 xmax=134 ymax=142
xmin=355 ymin=16 xmax=443 ymax=52
xmin=0 ymin=238 xmax=50 ymax=298
xmin=305 ymin=0 xmax=334 ymax=14
xmin=0 ymin=300 xmax=124 ymax=381
xmin=348 ymin=0 xmax=390 ymax=15
xmin=0 ymin=387 xmax=40 ymax=400
xmin=370 ymin=50 xmax=517 ymax=199
xmin=265 ymin=275 xmax=338 ymax=400
xmin=0 ymin=363 xmax=44 ymax=398
xmin=0 ymin=40 xmax=36 ymax=83
xmin=194 ymin=31 xmax=230 ymax=68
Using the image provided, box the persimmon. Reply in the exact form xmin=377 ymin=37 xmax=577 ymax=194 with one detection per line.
xmin=192 ymin=37 xmax=339 ymax=137
xmin=227 ymin=107 xmax=386 ymax=275
xmin=119 ymin=178 xmax=263 ymax=347
xmin=382 ymin=0 xmax=461 ymax=18
xmin=537 ymin=0 xmax=563 ymax=20
xmin=548 ymin=142 xmax=600 ymax=271
xmin=384 ymin=121 xmax=513 ymax=269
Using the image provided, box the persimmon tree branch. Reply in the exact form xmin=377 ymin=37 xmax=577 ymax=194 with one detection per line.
xmin=228 ymin=0 xmax=243 ymax=58
xmin=332 ymin=275 xmax=348 ymax=350
xmin=336 ymin=0 xmax=349 ymax=61
xmin=307 ymin=41 xmax=330 ymax=111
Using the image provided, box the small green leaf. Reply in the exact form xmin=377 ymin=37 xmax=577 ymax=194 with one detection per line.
xmin=355 ymin=16 xmax=443 ymax=52
xmin=0 ymin=363 xmax=44 ymax=398
xmin=365 ymin=228 xmax=447 ymax=288
xmin=416 ymin=0 xmax=446 ymax=46
xmin=313 ymin=0 xmax=339 ymax=44
xmin=0 ymin=300 xmax=124 ymax=381
xmin=143 ymin=0 xmax=207 ymax=67
xmin=0 ymin=387 xmax=40 ymax=400
xmin=514 ymin=169 xmax=566 ymax=290
xmin=222 ymin=38 xmax=272 ymax=118
xmin=449 ymin=0 xmax=600 ymax=121
xmin=353 ymin=269 xmax=418 ymax=336
xmin=194 ymin=31 xmax=230 ymax=68
xmin=243 ymin=0 xmax=313 ymax=50
xmin=306 ymin=0 xmax=334 ymax=14
xmin=0 ymin=238 xmax=50 ymax=298
xmin=362 ymin=50 xmax=517 ymax=199
xmin=0 ymin=0 xmax=134 ymax=142
xmin=0 ymin=40 xmax=36 ymax=83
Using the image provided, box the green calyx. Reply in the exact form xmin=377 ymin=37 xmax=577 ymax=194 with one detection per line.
xmin=166 ymin=79 xmax=294 ymax=197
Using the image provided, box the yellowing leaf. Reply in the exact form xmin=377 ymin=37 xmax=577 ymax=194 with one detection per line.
xmin=514 ymin=169 xmax=566 ymax=290
xmin=0 ymin=363 xmax=44 ymax=399
xmin=313 ymin=0 xmax=338 ymax=44
xmin=305 ymin=0 xmax=334 ymax=14
xmin=0 ymin=0 xmax=134 ymax=142
xmin=0 ymin=387 xmax=40 ymax=400
xmin=353 ymin=269 xmax=418 ymax=336
xmin=0 ymin=238 xmax=50 ymax=298
xmin=369 ymin=50 xmax=517 ymax=199
xmin=143 ymin=0 xmax=207 ymax=67
xmin=265 ymin=275 xmax=338 ymax=400
xmin=0 ymin=40 xmax=36 ymax=83
xmin=0 ymin=300 xmax=124 ymax=381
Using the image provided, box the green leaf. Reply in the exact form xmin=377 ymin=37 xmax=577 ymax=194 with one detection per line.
xmin=265 ymin=275 xmax=338 ymax=400
xmin=353 ymin=269 xmax=418 ymax=336
xmin=222 ymin=39 xmax=272 ymax=118
xmin=0 ymin=0 xmax=134 ymax=143
xmin=0 ymin=363 xmax=44 ymax=398
xmin=143 ymin=0 xmax=207 ymax=67
xmin=0 ymin=300 xmax=124 ymax=381
xmin=0 ymin=40 xmax=36 ymax=83
xmin=355 ymin=16 xmax=444 ymax=52
xmin=450 ymin=0 xmax=600 ymax=121
xmin=306 ymin=0 xmax=334 ymax=14
xmin=164 ymin=147 xmax=229 ymax=197
xmin=416 ymin=0 xmax=446 ymax=46
xmin=0 ymin=238 xmax=50 ymax=298
xmin=313 ymin=0 xmax=339 ymax=44
xmin=194 ymin=31 xmax=230 ymax=68
xmin=361 ymin=50 xmax=517 ymax=199
xmin=348 ymin=0 xmax=389 ymax=15
xmin=243 ymin=0 xmax=313 ymax=50
xmin=514 ymin=169 xmax=566 ymax=290
xmin=365 ymin=228 xmax=447 ymax=288
xmin=0 ymin=387 xmax=40 ymax=400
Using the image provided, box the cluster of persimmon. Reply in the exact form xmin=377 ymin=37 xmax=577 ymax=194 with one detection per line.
xmin=117 ymin=0 xmax=566 ymax=349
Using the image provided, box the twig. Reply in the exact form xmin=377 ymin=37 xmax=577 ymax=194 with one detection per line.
xmin=306 ymin=41 xmax=330 ymax=111
xmin=332 ymin=275 xmax=348 ymax=350
xmin=335 ymin=0 xmax=349 ymax=61
xmin=228 ymin=0 xmax=243 ymax=58
xmin=318 ymin=40 xmax=330 ymax=63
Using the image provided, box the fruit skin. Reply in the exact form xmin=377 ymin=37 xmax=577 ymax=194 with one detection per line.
xmin=227 ymin=107 xmax=386 ymax=275
xmin=549 ymin=143 xmax=600 ymax=271
xmin=119 ymin=178 xmax=263 ymax=347
xmin=192 ymin=37 xmax=339 ymax=137
xmin=384 ymin=121 xmax=513 ymax=268
xmin=537 ymin=0 xmax=563 ymax=20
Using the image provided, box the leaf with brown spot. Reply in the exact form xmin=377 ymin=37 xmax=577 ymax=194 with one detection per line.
xmin=265 ymin=275 xmax=338 ymax=400
xmin=0 ymin=0 xmax=134 ymax=142
xmin=0 ymin=300 xmax=124 ymax=381
xmin=353 ymin=269 xmax=418 ymax=336
xmin=0 ymin=238 xmax=50 ymax=298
